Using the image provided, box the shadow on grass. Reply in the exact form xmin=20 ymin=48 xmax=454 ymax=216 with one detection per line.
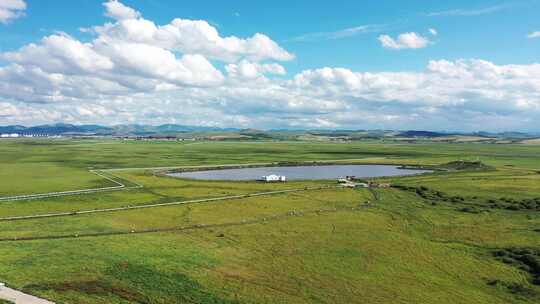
xmin=25 ymin=262 xmax=239 ymax=304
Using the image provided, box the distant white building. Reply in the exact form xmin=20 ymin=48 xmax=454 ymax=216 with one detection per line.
xmin=259 ymin=174 xmax=287 ymax=182
xmin=0 ymin=133 xmax=20 ymax=138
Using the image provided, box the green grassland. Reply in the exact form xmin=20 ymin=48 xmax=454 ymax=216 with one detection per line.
xmin=0 ymin=139 xmax=539 ymax=303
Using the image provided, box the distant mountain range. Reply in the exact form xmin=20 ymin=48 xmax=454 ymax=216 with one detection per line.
xmin=0 ymin=123 xmax=239 ymax=136
xmin=0 ymin=124 xmax=538 ymax=138
xmin=396 ymin=130 xmax=537 ymax=139
xmin=397 ymin=130 xmax=450 ymax=138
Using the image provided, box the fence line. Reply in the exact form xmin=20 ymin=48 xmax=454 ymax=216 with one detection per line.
xmin=0 ymin=204 xmax=360 ymax=243
xmin=0 ymin=185 xmax=343 ymax=221
xmin=0 ymin=158 xmax=373 ymax=202
xmin=0 ymin=170 xmax=141 ymax=202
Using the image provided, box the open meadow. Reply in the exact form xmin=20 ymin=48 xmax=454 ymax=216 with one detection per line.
xmin=0 ymin=139 xmax=539 ymax=303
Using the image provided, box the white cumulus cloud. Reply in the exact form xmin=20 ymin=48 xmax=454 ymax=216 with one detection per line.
xmin=0 ymin=1 xmax=539 ymax=131
xmin=226 ymin=60 xmax=286 ymax=79
xmin=0 ymin=0 xmax=26 ymax=24
xmin=103 ymin=0 xmax=141 ymax=20
xmin=92 ymin=16 xmax=294 ymax=62
xmin=0 ymin=0 xmax=296 ymax=98
xmin=378 ymin=32 xmax=431 ymax=49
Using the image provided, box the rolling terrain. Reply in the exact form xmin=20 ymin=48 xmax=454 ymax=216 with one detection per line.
xmin=0 ymin=139 xmax=539 ymax=303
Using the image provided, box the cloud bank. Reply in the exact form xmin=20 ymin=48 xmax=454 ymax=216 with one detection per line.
xmin=0 ymin=1 xmax=539 ymax=131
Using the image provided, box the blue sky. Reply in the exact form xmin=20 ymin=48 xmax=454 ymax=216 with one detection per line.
xmin=0 ymin=0 xmax=539 ymax=131
xmin=3 ymin=0 xmax=539 ymax=72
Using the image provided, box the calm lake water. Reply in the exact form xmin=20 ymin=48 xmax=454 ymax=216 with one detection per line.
xmin=168 ymin=165 xmax=431 ymax=181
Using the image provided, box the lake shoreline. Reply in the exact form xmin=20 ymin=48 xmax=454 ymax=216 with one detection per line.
xmin=166 ymin=164 xmax=433 ymax=181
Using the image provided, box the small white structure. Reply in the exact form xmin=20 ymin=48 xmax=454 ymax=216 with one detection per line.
xmin=1 ymin=133 xmax=20 ymax=138
xmin=338 ymin=177 xmax=369 ymax=188
xmin=259 ymin=174 xmax=287 ymax=182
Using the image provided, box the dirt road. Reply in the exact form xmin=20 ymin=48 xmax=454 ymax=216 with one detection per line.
xmin=0 ymin=285 xmax=55 ymax=304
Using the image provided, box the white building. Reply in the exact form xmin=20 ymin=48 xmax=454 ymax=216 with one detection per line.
xmin=0 ymin=133 xmax=20 ymax=138
xmin=260 ymin=174 xmax=287 ymax=182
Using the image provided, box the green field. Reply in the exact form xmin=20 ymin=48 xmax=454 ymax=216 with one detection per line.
xmin=0 ymin=139 xmax=539 ymax=303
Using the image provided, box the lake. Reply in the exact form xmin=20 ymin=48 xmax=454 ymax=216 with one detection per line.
xmin=167 ymin=165 xmax=431 ymax=181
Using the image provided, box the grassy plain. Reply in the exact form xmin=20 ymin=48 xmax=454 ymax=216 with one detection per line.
xmin=0 ymin=139 xmax=539 ymax=303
